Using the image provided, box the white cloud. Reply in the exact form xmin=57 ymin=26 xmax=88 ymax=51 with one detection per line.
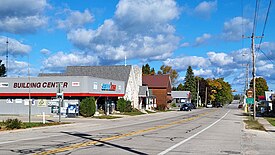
xmin=42 ymin=51 xmax=99 ymax=72
xmin=222 ymin=17 xmax=253 ymax=41
xmin=193 ymin=68 xmax=213 ymax=77
xmin=67 ymin=0 xmax=180 ymax=63
xmin=0 ymin=36 xmax=31 ymax=56
xmin=164 ymin=56 xmax=210 ymax=71
xmin=194 ymin=0 xmax=217 ymax=19
xmin=115 ymin=0 xmax=179 ymax=25
xmin=40 ymin=48 xmax=51 ymax=55
xmin=229 ymin=48 xmax=251 ymax=66
xmin=207 ymin=52 xmax=234 ymax=66
xmin=57 ymin=9 xmax=94 ymax=30
xmin=194 ymin=33 xmax=211 ymax=46
xmin=181 ymin=42 xmax=190 ymax=47
xmin=0 ymin=0 xmax=48 ymax=34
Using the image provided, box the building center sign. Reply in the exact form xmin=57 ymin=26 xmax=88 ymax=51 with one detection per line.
xmin=13 ymin=82 xmax=68 ymax=89
xmin=101 ymin=83 xmax=116 ymax=91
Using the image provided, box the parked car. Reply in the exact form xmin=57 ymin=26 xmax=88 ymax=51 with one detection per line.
xmin=216 ymin=102 xmax=223 ymax=108
xmin=188 ymin=103 xmax=196 ymax=109
xmin=180 ymin=104 xmax=192 ymax=111
xmin=206 ymin=103 xmax=213 ymax=108
xmin=238 ymin=104 xmax=243 ymax=109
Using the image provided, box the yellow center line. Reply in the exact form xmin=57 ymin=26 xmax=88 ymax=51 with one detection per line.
xmin=35 ymin=109 xmax=217 ymax=155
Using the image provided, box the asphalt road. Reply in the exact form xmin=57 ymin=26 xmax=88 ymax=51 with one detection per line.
xmin=0 ymin=103 xmax=273 ymax=155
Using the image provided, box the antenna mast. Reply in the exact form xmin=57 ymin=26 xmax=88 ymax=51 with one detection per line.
xmin=6 ymin=37 xmax=8 ymax=77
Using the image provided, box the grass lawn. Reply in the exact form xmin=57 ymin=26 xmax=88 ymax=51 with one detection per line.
xmin=122 ymin=111 xmax=145 ymax=116
xmin=265 ymin=117 xmax=275 ymax=126
xmin=0 ymin=121 xmax=69 ymax=131
xmin=244 ymin=116 xmax=266 ymax=131
xmin=93 ymin=115 xmax=121 ymax=119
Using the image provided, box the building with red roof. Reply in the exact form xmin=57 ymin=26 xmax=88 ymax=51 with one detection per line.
xmin=142 ymin=75 xmax=172 ymax=109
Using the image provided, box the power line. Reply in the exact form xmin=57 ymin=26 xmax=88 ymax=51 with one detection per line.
xmin=257 ymin=0 xmax=272 ymax=48
xmin=252 ymin=0 xmax=260 ymax=34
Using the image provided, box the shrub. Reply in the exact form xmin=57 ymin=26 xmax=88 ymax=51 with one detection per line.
xmin=80 ymin=97 xmax=96 ymax=117
xmin=157 ymin=104 xmax=167 ymax=111
xmin=5 ymin=118 xmax=22 ymax=129
xmin=117 ymin=98 xmax=132 ymax=112
xmin=171 ymin=103 xmax=176 ymax=107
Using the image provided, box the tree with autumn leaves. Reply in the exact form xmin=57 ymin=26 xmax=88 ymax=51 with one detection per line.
xmin=182 ymin=66 xmax=233 ymax=105
xmin=207 ymin=78 xmax=233 ymax=104
xmin=249 ymin=77 xmax=269 ymax=100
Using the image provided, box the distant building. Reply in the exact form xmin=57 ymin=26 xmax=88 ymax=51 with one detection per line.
xmin=171 ymin=91 xmax=191 ymax=106
xmin=142 ymin=75 xmax=172 ymax=109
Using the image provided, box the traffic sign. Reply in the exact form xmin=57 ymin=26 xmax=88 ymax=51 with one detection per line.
xmin=246 ymin=98 xmax=254 ymax=104
xmin=247 ymin=89 xmax=253 ymax=98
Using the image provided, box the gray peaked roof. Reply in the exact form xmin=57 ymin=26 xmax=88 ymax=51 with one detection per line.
xmin=171 ymin=91 xmax=190 ymax=98
xmin=138 ymin=86 xmax=148 ymax=97
xmin=39 ymin=65 xmax=132 ymax=86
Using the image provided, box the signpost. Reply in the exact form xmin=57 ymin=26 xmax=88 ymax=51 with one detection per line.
xmin=57 ymin=83 xmax=64 ymax=122
xmin=246 ymin=98 xmax=254 ymax=104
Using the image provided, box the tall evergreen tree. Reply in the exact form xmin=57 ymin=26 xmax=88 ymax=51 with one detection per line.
xmin=0 ymin=60 xmax=6 ymax=77
xmin=142 ymin=63 xmax=151 ymax=75
xmin=183 ymin=66 xmax=196 ymax=102
xmin=177 ymin=83 xmax=184 ymax=91
xmin=150 ymin=68 xmax=155 ymax=75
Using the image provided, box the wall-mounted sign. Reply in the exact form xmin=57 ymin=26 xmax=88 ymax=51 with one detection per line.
xmin=13 ymin=82 xmax=68 ymax=89
xmin=72 ymin=82 xmax=80 ymax=87
xmin=101 ymin=82 xmax=116 ymax=91
xmin=38 ymin=99 xmax=47 ymax=107
xmin=0 ymin=82 xmax=9 ymax=87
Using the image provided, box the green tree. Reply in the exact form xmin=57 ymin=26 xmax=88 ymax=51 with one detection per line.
xmin=142 ymin=63 xmax=155 ymax=75
xmin=196 ymin=77 xmax=208 ymax=105
xmin=150 ymin=68 xmax=155 ymax=75
xmin=0 ymin=60 xmax=6 ymax=77
xmin=142 ymin=63 xmax=151 ymax=75
xmin=80 ymin=97 xmax=96 ymax=117
xmin=207 ymin=78 xmax=233 ymax=104
xmin=183 ymin=66 xmax=196 ymax=102
xmin=215 ymin=78 xmax=233 ymax=104
xmin=234 ymin=94 xmax=241 ymax=100
xmin=158 ymin=65 xmax=179 ymax=86
xmin=177 ymin=83 xmax=184 ymax=91
xmin=249 ymin=77 xmax=269 ymax=99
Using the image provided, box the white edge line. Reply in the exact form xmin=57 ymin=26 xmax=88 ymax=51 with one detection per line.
xmin=158 ymin=110 xmax=231 ymax=155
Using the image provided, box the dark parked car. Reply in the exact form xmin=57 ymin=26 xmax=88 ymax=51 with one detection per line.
xmin=216 ymin=102 xmax=222 ymax=108
xmin=188 ymin=103 xmax=196 ymax=109
xmin=180 ymin=104 xmax=192 ymax=111
xmin=238 ymin=104 xmax=243 ymax=108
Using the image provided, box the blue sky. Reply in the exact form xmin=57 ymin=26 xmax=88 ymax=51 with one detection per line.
xmin=0 ymin=0 xmax=275 ymax=94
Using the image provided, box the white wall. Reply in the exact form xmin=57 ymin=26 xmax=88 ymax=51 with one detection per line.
xmin=124 ymin=66 xmax=142 ymax=109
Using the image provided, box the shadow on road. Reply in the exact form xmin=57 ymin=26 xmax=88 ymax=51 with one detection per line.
xmin=61 ymin=131 xmax=149 ymax=155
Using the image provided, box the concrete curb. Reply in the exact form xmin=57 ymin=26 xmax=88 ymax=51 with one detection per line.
xmin=258 ymin=117 xmax=275 ymax=132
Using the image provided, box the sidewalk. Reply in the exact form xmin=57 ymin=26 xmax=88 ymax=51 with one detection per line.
xmin=258 ymin=117 xmax=275 ymax=133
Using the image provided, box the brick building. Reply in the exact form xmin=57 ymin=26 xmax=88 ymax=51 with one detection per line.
xmin=142 ymin=75 xmax=172 ymax=109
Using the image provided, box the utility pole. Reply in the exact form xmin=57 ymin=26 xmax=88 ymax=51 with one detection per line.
xmin=205 ymin=87 xmax=207 ymax=107
xmin=28 ymin=54 xmax=31 ymax=123
xmin=6 ymin=37 xmax=8 ymax=77
xmin=248 ymin=64 xmax=249 ymax=89
xmin=243 ymin=33 xmax=262 ymax=120
xmin=251 ymin=34 xmax=257 ymax=120
xmin=197 ymin=80 xmax=199 ymax=108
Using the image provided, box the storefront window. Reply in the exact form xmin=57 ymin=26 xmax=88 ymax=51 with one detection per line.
xmin=93 ymin=82 xmax=98 ymax=90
